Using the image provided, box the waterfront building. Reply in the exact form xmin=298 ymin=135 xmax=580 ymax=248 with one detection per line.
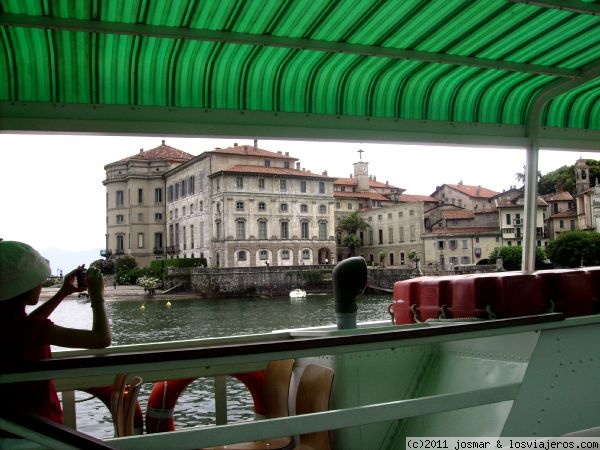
xmin=355 ymin=198 xmax=433 ymax=267
xmin=493 ymin=189 xmax=549 ymax=248
xmin=333 ymin=157 xmax=405 ymax=262
xmin=102 ymin=141 xmax=194 ymax=266
xmin=421 ymin=208 xmax=501 ymax=269
xmin=166 ymin=143 xmax=336 ymax=267
xmin=573 ymin=159 xmax=600 ymax=233
xmin=104 ymin=142 xmax=336 ymax=268
xmin=430 ymin=182 xmax=499 ymax=210
xmin=543 ymin=191 xmax=576 ymax=240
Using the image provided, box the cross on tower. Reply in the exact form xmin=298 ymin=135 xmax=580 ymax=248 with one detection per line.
xmin=357 ymin=149 xmax=364 ymax=160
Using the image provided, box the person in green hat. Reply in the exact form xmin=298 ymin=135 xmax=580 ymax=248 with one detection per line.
xmin=0 ymin=241 xmax=111 ymax=426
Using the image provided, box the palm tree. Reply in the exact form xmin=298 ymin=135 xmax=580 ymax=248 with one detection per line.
xmin=336 ymin=212 xmax=370 ymax=257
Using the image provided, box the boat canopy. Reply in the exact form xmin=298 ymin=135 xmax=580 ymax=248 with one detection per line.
xmin=1 ymin=0 xmax=599 ymax=269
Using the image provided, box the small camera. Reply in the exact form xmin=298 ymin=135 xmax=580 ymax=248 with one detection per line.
xmin=77 ymin=269 xmax=87 ymax=289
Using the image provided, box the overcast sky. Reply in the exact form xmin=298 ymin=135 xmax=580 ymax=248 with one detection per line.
xmin=1 ymin=133 xmax=598 ymax=258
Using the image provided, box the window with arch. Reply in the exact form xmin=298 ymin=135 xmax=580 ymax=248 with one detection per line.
xmin=302 ymin=249 xmax=311 ymax=260
xmin=238 ymin=250 xmax=247 ymax=261
xmin=259 ymin=250 xmax=268 ymax=260
xmin=282 ymin=249 xmax=290 ymax=260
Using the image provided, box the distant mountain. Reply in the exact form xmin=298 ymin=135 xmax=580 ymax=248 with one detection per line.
xmin=38 ymin=247 xmax=101 ymax=276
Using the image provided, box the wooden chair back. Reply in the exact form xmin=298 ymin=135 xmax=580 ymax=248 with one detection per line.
xmin=263 ymin=358 xmax=295 ymax=419
xmin=295 ymin=364 xmax=335 ymax=450
xmin=110 ymin=373 xmax=143 ymax=437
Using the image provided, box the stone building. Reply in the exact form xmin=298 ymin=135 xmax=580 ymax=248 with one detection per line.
xmin=104 ymin=142 xmax=336 ymax=268
xmin=430 ymin=182 xmax=499 ymax=210
xmin=102 ymin=141 xmax=194 ymax=266
xmin=543 ymin=191 xmax=576 ymax=239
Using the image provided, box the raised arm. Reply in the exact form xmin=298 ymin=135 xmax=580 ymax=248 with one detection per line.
xmin=47 ymin=267 xmax=111 ymax=349
xmin=30 ymin=266 xmax=86 ymax=319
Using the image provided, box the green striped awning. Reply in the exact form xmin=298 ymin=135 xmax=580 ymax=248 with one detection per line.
xmin=1 ymin=0 xmax=599 ymax=149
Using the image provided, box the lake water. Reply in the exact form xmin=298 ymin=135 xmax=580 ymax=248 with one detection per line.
xmin=45 ymin=293 xmax=393 ymax=439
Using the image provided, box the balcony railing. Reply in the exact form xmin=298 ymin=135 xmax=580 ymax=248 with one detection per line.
xmin=166 ymin=245 xmax=180 ymax=254
xmin=154 ymin=247 xmax=165 ymax=255
xmin=100 ymin=249 xmax=112 ymax=257
xmin=115 ymin=249 xmax=125 ymax=255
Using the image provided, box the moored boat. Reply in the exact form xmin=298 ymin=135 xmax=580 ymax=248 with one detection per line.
xmin=289 ymin=289 xmax=307 ymax=299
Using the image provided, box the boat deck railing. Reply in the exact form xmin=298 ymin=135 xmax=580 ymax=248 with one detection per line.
xmin=3 ymin=312 xmax=595 ymax=449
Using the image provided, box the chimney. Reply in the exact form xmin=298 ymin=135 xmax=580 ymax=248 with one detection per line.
xmin=253 ymin=139 xmax=257 ymax=149
xmin=277 ymin=151 xmax=282 ymax=154
xmin=244 ymin=145 xmax=248 ymax=154
xmin=161 ymin=140 xmax=165 ymax=145
xmin=234 ymin=142 xmax=238 ymax=147
xmin=322 ymin=170 xmax=328 ymax=176
xmin=139 ymin=149 xmax=143 ymax=155
xmin=285 ymin=152 xmax=289 ymax=156
xmin=296 ymin=162 xmax=301 ymax=169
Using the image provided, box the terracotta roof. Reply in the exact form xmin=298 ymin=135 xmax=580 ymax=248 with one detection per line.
xmin=398 ymin=194 xmax=437 ymax=203
xmin=549 ymin=209 xmax=577 ymax=219
xmin=116 ymin=141 xmax=194 ymax=163
xmin=334 ymin=177 xmax=401 ymax=190
xmin=497 ymin=196 xmax=547 ymax=207
xmin=474 ymin=208 xmax=498 ymax=214
xmin=429 ymin=226 xmax=499 ymax=234
xmin=442 ymin=210 xmax=474 ymax=220
xmin=543 ymin=191 xmax=573 ymax=202
xmin=333 ymin=191 xmax=392 ymax=201
xmin=436 ymin=183 xmax=499 ymax=198
xmin=218 ymin=165 xmax=333 ymax=179
xmin=211 ymin=145 xmax=298 ymax=160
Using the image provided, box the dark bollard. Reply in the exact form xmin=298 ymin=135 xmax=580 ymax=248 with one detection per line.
xmin=333 ymin=256 xmax=368 ymax=329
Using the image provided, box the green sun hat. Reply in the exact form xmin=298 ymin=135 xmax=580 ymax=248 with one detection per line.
xmin=0 ymin=241 xmax=51 ymax=301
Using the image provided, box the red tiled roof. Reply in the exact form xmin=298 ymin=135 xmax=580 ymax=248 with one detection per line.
xmin=497 ymin=196 xmax=547 ymax=207
xmin=549 ymin=209 xmax=577 ymax=219
xmin=442 ymin=210 xmax=474 ymax=219
xmin=398 ymin=194 xmax=438 ymax=203
xmin=334 ymin=177 xmax=401 ymax=190
xmin=219 ymin=165 xmax=333 ymax=179
xmin=438 ymin=183 xmax=499 ymax=198
xmin=333 ymin=191 xmax=392 ymax=201
xmin=211 ymin=145 xmax=298 ymax=160
xmin=429 ymin=226 xmax=499 ymax=234
xmin=474 ymin=208 xmax=498 ymax=214
xmin=542 ymin=191 xmax=574 ymax=201
xmin=334 ymin=178 xmax=358 ymax=186
xmin=117 ymin=141 xmax=194 ymax=163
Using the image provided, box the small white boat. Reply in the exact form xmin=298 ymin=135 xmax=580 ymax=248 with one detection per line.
xmin=289 ymin=288 xmax=306 ymax=299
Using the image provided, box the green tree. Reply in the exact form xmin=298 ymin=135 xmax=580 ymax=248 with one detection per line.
xmin=488 ymin=246 xmax=546 ymax=271
xmin=538 ymin=159 xmax=600 ymax=195
xmin=546 ymin=231 xmax=600 ymax=268
xmin=336 ymin=212 xmax=370 ymax=257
